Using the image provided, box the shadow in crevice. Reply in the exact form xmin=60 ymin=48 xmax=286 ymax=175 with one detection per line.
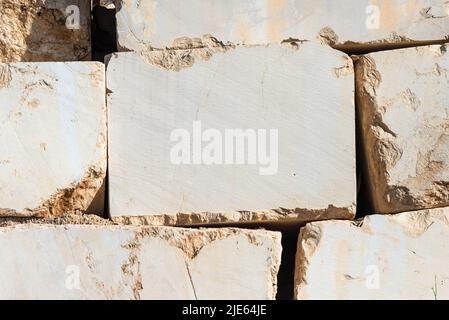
xmin=91 ymin=4 xmax=117 ymax=62
xmin=353 ymin=56 xmax=376 ymax=220
xmin=334 ymin=39 xmax=449 ymax=56
xmin=275 ymin=226 xmax=299 ymax=300
xmin=355 ymin=109 xmax=375 ymax=219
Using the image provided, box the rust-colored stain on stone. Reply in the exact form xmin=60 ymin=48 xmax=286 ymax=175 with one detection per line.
xmin=371 ymin=0 xmax=418 ymax=30
xmin=265 ymin=0 xmax=287 ymax=42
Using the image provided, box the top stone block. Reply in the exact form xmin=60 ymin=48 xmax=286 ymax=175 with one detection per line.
xmin=0 ymin=0 xmax=91 ymax=62
xmin=115 ymin=0 xmax=449 ymax=52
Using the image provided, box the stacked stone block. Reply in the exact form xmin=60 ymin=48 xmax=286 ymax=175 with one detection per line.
xmin=294 ymin=207 xmax=449 ymax=299
xmin=0 ymin=61 xmax=107 ymax=217
xmin=0 ymin=224 xmax=281 ymax=299
xmin=355 ymin=44 xmax=449 ymax=214
xmin=115 ymin=0 xmax=449 ymax=52
xmin=107 ymin=43 xmax=356 ymax=226
xmin=0 ymin=0 xmax=448 ymax=300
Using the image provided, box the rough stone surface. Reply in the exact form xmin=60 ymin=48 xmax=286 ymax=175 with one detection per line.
xmin=115 ymin=0 xmax=449 ymax=51
xmin=107 ymin=42 xmax=356 ymax=226
xmin=0 ymin=224 xmax=281 ymax=299
xmin=295 ymin=207 xmax=449 ymax=300
xmin=0 ymin=0 xmax=91 ymax=62
xmin=0 ymin=62 xmax=107 ymax=217
xmin=0 ymin=213 xmax=114 ymax=227
xmin=355 ymin=44 xmax=449 ymax=214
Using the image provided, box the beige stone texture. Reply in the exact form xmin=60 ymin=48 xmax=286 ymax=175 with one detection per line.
xmin=356 ymin=44 xmax=449 ymax=214
xmin=295 ymin=207 xmax=449 ymax=300
xmin=0 ymin=0 xmax=91 ymax=62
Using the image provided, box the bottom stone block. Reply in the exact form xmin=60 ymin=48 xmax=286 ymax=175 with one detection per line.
xmin=295 ymin=207 xmax=449 ymax=299
xmin=0 ymin=224 xmax=281 ymax=299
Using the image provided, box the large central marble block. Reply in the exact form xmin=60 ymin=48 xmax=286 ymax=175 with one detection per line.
xmin=107 ymin=43 xmax=356 ymax=226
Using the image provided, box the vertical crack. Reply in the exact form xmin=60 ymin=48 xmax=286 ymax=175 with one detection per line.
xmin=185 ymin=261 xmax=198 ymax=300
